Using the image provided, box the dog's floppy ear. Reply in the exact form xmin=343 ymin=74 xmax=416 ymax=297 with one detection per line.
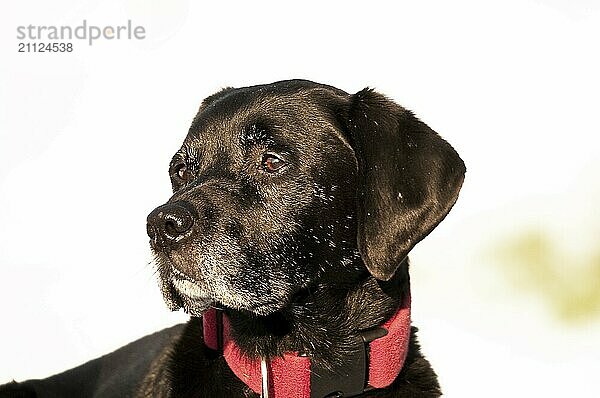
xmin=342 ymin=88 xmax=465 ymax=280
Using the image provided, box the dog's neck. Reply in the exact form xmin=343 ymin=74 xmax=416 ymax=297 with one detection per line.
xmin=223 ymin=259 xmax=409 ymax=367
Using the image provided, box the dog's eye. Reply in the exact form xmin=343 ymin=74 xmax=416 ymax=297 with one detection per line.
xmin=174 ymin=164 xmax=192 ymax=181
xmin=261 ymin=153 xmax=285 ymax=173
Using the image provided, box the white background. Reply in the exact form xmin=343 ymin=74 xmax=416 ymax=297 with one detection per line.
xmin=1 ymin=1 xmax=599 ymax=396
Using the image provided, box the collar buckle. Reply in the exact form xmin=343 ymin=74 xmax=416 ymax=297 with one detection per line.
xmin=309 ymin=327 xmax=388 ymax=398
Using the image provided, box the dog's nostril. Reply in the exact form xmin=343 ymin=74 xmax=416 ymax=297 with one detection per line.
xmin=164 ymin=214 xmax=193 ymax=234
xmin=164 ymin=220 xmax=180 ymax=237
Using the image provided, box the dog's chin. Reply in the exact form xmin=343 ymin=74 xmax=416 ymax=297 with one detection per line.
xmin=166 ymin=292 xmax=283 ymax=318
xmin=173 ymin=281 xmax=288 ymax=317
xmin=180 ymin=296 xmax=212 ymax=317
xmin=164 ymin=292 xmax=212 ymax=317
xmin=158 ymin=267 xmax=289 ymax=317
xmin=169 ymin=278 xmax=213 ymax=317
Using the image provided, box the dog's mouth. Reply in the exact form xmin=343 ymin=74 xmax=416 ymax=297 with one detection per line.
xmin=153 ymin=252 xmax=212 ymax=316
xmin=173 ymin=283 xmax=212 ymax=316
xmin=152 ymin=246 xmax=294 ymax=317
xmin=168 ymin=268 xmax=212 ymax=316
xmin=167 ymin=270 xmax=285 ymax=317
xmin=171 ymin=272 xmax=205 ymax=298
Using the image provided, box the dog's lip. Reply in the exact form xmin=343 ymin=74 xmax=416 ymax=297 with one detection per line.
xmin=170 ymin=266 xmax=196 ymax=283
xmin=166 ymin=265 xmax=286 ymax=316
xmin=164 ymin=263 xmax=214 ymax=303
xmin=172 ymin=278 xmax=209 ymax=299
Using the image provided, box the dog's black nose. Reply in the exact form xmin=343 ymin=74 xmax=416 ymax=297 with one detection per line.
xmin=147 ymin=202 xmax=195 ymax=248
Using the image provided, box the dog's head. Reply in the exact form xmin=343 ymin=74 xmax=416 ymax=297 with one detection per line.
xmin=147 ymin=80 xmax=465 ymax=316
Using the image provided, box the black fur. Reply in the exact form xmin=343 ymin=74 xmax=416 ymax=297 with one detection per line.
xmin=1 ymin=80 xmax=465 ymax=398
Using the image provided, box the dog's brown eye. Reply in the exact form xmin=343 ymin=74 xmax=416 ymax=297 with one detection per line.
xmin=261 ymin=154 xmax=285 ymax=173
xmin=175 ymin=165 xmax=192 ymax=181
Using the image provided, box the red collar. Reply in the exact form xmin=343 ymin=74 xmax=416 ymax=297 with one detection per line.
xmin=203 ymin=292 xmax=411 ymax=397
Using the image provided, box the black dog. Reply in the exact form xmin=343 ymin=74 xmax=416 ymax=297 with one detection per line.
xmin=1 ymin=80 xmax=465 ymax=397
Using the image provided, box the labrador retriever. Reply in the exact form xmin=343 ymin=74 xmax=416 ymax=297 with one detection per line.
xmin=0 ymin=80 xmax=465 ymax=397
